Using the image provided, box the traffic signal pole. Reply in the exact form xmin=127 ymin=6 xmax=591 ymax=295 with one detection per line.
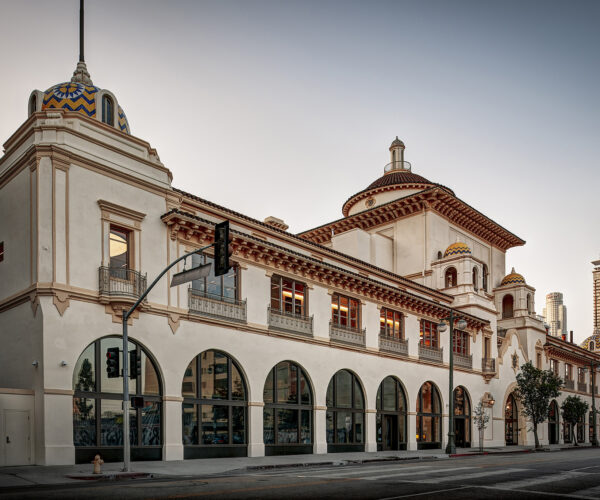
xmin=120 ymin=241 xmax=216 ymax=472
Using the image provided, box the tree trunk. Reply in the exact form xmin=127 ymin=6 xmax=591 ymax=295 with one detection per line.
xmin=573 ymin=424 xmax=578 ymax=446
xmin=533 ymin=422 xmax=540 ymax=449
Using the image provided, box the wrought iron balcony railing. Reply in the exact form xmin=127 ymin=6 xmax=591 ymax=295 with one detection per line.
xmin=329 ymin=321 xmax=366 ymax=347
xmin=564 ymin=379 xmax=575 ymax=390
xmin=482 ymin=358 xmax=496 ymax=373
xmin=418 ymin=344 xmax=443 ymax=363
xmin=268 ymin=307 xmax=313 ymax=336
xmin=379 ymin=334 xmax=408 ymax=356
xmin=454 ymin=352 xmax=473 ymax=370
xmin=384 ymin=160 xmax=412 ymax=173
xmin=188 ymin=288 xmax=247 ymax=323
xmin=578 ymin=382 xmax=588 ymax=393
xmin=99 ymin=266 xmax=147 ymax=300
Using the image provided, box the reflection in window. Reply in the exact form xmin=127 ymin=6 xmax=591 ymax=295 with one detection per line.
xmin=380 ymin=308 xmax=403 ymax=339
xmin=109 ymin=226 xmax=131 ymax=276
xmin=420 ymin=320 xmax=439 ymax=348
xmin=263 ymin=361 xmax=312 ymax=447
xmin=271 ymin=275 xmax=306 ymax=316
xmin=452 ymin=330 xmax=470 ymax=356
xmin=326 ymin=370 xmax=364 ymax=447
xmin=376 ymin=377 xmax=407 ymax=450
xmin=331 ymin=294 xmax=360 ymax=330
xmin=416 ymin=382 xmax=442 ymax=448
xmin=191 ymin=253 xmax=238 ymax=302
xmin=181 ymin=350 xmax=247 ymax=448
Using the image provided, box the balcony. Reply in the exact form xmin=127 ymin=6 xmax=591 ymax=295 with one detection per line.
xmin=329 ymin=321 xmax=366 ymax=347
xmin=453 ymin=352 xmax=472 ymax=370
xmin=268 ymin=307 xmax=313 ymax=336
xmin=98 ymin=266 xmax=147 ymax=303
xmin=379 ymin=334 xmax=408 ymax=356
xmin=578 ymin=382 xmax=588 ymax=393
xmin=564 ymin=379 xmax=575 ymax=390
xmin=188 ymin=289 xmax=247 ymax=323
xmin=482 ymin=358 xmax=496 ymax=373
xmin=418 ymin=344 xmax=443 ymax=364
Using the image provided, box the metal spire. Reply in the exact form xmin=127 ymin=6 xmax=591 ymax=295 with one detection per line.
xmin=71 ymin=0 xmax=93 ymax=85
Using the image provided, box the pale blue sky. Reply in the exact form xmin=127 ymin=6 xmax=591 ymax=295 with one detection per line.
xmin=1 ymin=0 xmax=598 ymax=342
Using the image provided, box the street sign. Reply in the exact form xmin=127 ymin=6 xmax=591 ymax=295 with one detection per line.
xmin=170 ymin=263 xmax=211 ymax=287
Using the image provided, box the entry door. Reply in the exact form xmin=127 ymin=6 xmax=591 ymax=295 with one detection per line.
xmin=4 ymin=410 xmax=31 ymax=466
xmin=454 ymin=418 xmax=465 ymax=448
xmin=383 ymin=415 xmax=398 ymax=450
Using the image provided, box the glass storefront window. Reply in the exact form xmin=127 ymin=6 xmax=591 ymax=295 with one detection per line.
xmin=326 ymin=370 xmax=365 ymax=447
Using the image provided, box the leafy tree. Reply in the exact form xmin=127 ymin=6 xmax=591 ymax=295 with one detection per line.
xmin=473 ymin=401 xmax=490 ymax=452
xmin=514 ymin=362 xmax=563 ymax=449
xmin=561 ymin=395 xmax=589 ymax=446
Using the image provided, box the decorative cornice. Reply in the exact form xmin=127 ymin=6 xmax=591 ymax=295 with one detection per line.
xmin=546 ymin=336 xmax=600 ymax=365
xmin=97 ymin=199 xmax=146 ymax=223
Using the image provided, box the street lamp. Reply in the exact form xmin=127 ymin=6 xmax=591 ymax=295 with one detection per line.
xmin=438 ymin=310 xmax=467 ymax=455
xmin=582 ymin=361 xmax=599 ymax=447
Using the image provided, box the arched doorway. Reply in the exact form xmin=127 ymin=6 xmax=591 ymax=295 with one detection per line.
xmin=72 ymin=337 xmax=162 ymax=463
xmin=416 ymin=382 xmax=442 ymax=449
xmin=181 ymin=350 xmax=247 ymax=458
xmin=453 ymin=386 xmax=471 ymax=448
xmin=548 ymin=400 xmax=559 ymax=444
xmin=326 ymin=370 xmax=365 ymax=452
xmin=505 ymin=393 xmax=519 ymax=445
xmin=263 ymin=361 xmax=313 ymax=455
xmin=376 ymin=376 xmax=407 ymax=451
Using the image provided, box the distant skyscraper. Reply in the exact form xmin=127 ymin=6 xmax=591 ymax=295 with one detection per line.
xmin=543 ymin=292 xmax=567 ymax=338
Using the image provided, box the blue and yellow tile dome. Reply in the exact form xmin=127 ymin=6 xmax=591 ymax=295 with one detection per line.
xmin=500 ymin=268 xmax=526 ymax=286
xmin=581 ymin=334 xmax=600 ymax=352
xmin=443 ymin=241 xmax=471 ymax=258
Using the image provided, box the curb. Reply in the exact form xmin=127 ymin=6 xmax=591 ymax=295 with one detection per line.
xmin=450 ymin=449 xmax=533 ymax=457
xmin=246 ymin=455 xmax=447 ymax=471
xmin=65 ymin=471 xmax=151 ymax=481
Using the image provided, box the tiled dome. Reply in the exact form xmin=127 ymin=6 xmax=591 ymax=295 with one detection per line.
xmin=501 ymin=267 xmax=525 ymax=286
xmin=580 ymin=334 xmax=600 ymax=351
xmin=367 ymin=171 xmax=433 ymax=190
xmin=443 ymin=241 xmax=471 ymax=258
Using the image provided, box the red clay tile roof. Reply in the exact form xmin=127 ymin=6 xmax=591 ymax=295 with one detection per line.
xmin=367 ymin=171 xmax=433 ymax=189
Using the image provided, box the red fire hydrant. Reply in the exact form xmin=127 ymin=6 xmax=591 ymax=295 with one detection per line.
xmin=92 ymin=454 xmax=104 ymax=474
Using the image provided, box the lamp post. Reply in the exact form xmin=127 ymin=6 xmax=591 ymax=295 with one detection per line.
xmin=583 ymin=361 xmax=599 ymax=447
xmin=438 ymin=310 xmax=467 ymax=455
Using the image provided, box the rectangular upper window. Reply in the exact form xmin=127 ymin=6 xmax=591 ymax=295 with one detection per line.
xmin=578 ymin=367 xmax=585 ymax=383
xmin=565 ymin=363 xmax=573 ymax=380
xmin=331 ymin=293 xmax=360 ymax=330
xmin=271 ymin=275 xmax=306 ymax=316
xmin=109 ymin=226 xmax=131 ymax=276
xmin=420 ymin=319 xmax=438 ymax=348
xmin=380 ymin=308 xmax=403 ymax=339
xmin=550 ymin=359 xmax=559 ymax=376
xmin=191 ymin=253 xmax=237 ymax=301
xmin=452 ymin=329 xmax=469 ymax=356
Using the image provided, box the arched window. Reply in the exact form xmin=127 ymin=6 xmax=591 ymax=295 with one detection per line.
xmin=527 ymin=294 xmax=532 ymax=314
xmin=505 ymin=393 xmax=518 ymax=445
xmin=548 ymin=400 xmax=559 ymax=444
xmin=73 ymin=337 xmax=162 ymax=463
xmin=590 ymin=341 xmax=595 ymax=351
xmin=102 ymin=94 xmax=114 ymax=126
xmin=482 ymin=264 xmax=489 ymax=292
xmin=502 ymin=294 xmax=514 ymax=319
xmin=182 ymin=350 xmax=247 ymax=458
xmin=472 ymin=267 xmax=478 ymax=291
xmin=445 ymin=267 xmax=457 ymax=288
xmin=376 ymin=376 xmax=407 ymax=451
xmin=416 ymin=381 xmax=442 ymax=449
xmin=326 ymin=370 xmax=365 ymax=452
xmin=453 ymin=386 xmax=471 ymax=448
xmin=437 ymin=251 xmax=443 ymax=260
xmin=29 ymin=94 xmax=37 ymax=115
xmin=263 ymin=361 xmax=313 ymax=455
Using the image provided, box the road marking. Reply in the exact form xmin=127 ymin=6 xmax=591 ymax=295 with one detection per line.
xmin=570 ymin=484 xmax=600 ymax=498
xmin=362 ymin=466 xmax=477 ymax=481
xmin=377 ymin=486 xmax=469 ymax=499
xmin=298 ymin=465 xmax=435 ymax=478
xmin=416 ymin=467 xmax=529 ymax=484
xmin=491 ymin=470 xmax=588 ymax=490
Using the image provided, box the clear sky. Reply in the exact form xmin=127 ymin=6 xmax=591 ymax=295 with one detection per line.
xmin=1 ymin=0 xmax=598 ymax=342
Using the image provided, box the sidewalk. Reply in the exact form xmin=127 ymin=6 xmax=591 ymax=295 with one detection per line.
xmin=0 ymin=444 xmax=586 ymax=489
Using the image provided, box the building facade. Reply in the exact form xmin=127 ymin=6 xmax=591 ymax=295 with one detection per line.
xmin=544 ymin=292 xmax=568 ymax=338
xmin=2 ymin=58 xmax=600 ymax=466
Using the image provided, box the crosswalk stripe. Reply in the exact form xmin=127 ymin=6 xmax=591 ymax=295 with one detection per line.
xmin=416 ymin=468 xmax=529 ymax=484
xmin=299 ymin=465 xmax=435 ymax=478
xmin=360 ymin=466 xmax=477 ymax=481
xmin=491 ymin=471 xmax=588 ymax=490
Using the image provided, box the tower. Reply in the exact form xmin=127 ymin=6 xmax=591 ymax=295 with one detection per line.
xmin=543 ymin=292 xmax=567 ymax=338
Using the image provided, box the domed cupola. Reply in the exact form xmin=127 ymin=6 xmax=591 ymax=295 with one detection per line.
xmin=29 ymin=3 xmax=131 ymax=134
xmin=341 ymin=138 xmax=453 ymax=217
xmin=500 ymin=268 xmax=526 ymax=286
xmin=443 ymin=241 xmax=471 ymax=258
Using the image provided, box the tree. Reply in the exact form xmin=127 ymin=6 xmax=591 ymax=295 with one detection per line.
xmin=473 ymin=401 xmax=490 ymax=452
xmin=514 ymin=362 xmax=563 ymax=449
xmin=561 ymin=395 xmax=589 ymax=446
xmin=74 ymin=358 xmax=94 ymax=418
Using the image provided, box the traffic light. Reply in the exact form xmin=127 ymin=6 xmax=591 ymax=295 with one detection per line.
xmin=214 ymin=220 xmax=233 ymax=277
xmin=129 ymin=349 xmax=141 ymax=379
xmin=106 ymin=347 xmax=120 ymax=378
xmin=131 ymin=396 xmax=144 ymax=409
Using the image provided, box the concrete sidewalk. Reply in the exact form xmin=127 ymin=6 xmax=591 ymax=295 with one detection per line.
xmin=0 ymin=444 xmax=585 ymax=489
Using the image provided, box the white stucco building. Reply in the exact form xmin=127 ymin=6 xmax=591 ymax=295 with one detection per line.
xmin=1 ymin=53 xmax=599 ymax=466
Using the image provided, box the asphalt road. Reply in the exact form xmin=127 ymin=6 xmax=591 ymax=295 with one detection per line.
xmin=3 ymin=449 xmax=600 ymax=499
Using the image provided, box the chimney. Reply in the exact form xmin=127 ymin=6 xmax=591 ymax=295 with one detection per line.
xmin=263 ymin=216 xmax=289 ymax=232
xmin=570 ymin=330 xmax=574 ymax=344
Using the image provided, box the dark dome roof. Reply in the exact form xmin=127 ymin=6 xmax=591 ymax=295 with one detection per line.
xmin=367 ymin=171 xmax=433 ymax=190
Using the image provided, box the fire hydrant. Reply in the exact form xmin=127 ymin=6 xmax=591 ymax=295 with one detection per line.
xmin=92 ymin=454 xmax=104 ymax=474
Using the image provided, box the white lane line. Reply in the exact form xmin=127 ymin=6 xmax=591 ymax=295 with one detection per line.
xmin=416 ymin=468 xmax=529 ymax=484
xmin=298 ymin=465 xmax=435 ymax=478
xmin=491 ymin=470 xmax=588 ymax=490
xmin=361 ymin=466 xmax=478 ymax=481
xmin=567 ymin=484 xmax=600 ymax=498
xmin=377 ymin=486 xmax=469 ymax=500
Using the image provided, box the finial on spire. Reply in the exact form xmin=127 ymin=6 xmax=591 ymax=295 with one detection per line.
xmin=71 ymin=0 xmax=93 ymax=85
